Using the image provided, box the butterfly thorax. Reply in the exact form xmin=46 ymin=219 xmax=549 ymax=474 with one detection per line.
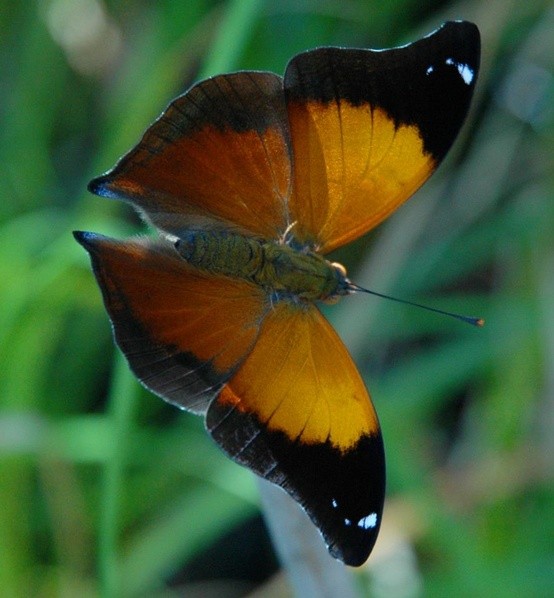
xmin=175 ymin=230 xmax=350 ymax=302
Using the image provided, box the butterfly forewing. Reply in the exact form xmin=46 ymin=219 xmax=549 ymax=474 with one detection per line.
xmin=207 ymin=301 xmax=385 ymax=566
xmin=284 ymin=21 xmax=480 ymax=252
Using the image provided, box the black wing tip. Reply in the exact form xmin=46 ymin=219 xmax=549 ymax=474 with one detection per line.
xmin=330 ymin=541 xmax=376 ymax=568
xmin=88 ymin=174 xmax=118 ymax=198
xmin=326 ymin=517 xmax=382 ymax=566
xmin=208 ymin=398 xmax=386 ymax=567
xmin=439 ymin=20 xmax=481 ymax=53
xmin=73 ymin=229 xmax=92 ymax=246
xmin=73 ymin=230 xmax=106 ymax=251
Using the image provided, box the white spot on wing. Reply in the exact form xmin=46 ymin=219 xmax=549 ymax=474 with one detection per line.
xmin=357 ymin=512 xmax=378 ymax=530
xmin=446 ymin=57 xmax=475 ymax=85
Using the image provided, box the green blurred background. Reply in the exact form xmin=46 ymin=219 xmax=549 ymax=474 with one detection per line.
xmin=1 ymin=0 xmax=553 ymax=596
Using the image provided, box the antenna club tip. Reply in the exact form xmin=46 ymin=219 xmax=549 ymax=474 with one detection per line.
xmin=475 ymin=318 xmax=485 ymax=327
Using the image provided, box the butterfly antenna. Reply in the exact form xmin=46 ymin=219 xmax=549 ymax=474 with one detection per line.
xmin=348 ymin=283 xmax=484 ymax=327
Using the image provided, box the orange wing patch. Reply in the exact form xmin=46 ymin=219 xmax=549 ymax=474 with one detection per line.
xmin=218 ymin=300 xmax=379 ymax=451
xmin=287 ymin=102 xmax=433 ymax=253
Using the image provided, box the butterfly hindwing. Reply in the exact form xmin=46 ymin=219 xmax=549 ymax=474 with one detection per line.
xmin=74 ymin=231 xmax=267 ymax=413
xmin=89 ymin=72 xmax=292 ymax=241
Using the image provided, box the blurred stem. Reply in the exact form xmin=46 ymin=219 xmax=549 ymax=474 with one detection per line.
xmin=99 ymin=351 xmax=139 ymax=598
xmin=258 ymin=479 xmax=358 ymax=597
xmin=199 ymin=0 xmax=264 ymax=78
xmin=200 ymin=2 xmax=359 ymax=593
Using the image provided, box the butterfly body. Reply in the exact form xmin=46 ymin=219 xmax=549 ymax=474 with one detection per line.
xmin=76 ymin=22 xmax=480 ymax=566
xmin=175 ymin=230 xmax=349 ymax=302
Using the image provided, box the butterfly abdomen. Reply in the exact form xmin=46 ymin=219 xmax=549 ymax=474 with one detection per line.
xmin=174 ymin=230 xmax=348 ymax=302
xmin=175 ymin=230 xmax=263 ymax=278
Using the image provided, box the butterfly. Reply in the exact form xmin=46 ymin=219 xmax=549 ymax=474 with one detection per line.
xmin=75 ymin=21 xmax=480 ymax=566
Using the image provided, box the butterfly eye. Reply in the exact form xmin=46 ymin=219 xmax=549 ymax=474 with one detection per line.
xmin=330 ymin=261 xmax=347 ymax=278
